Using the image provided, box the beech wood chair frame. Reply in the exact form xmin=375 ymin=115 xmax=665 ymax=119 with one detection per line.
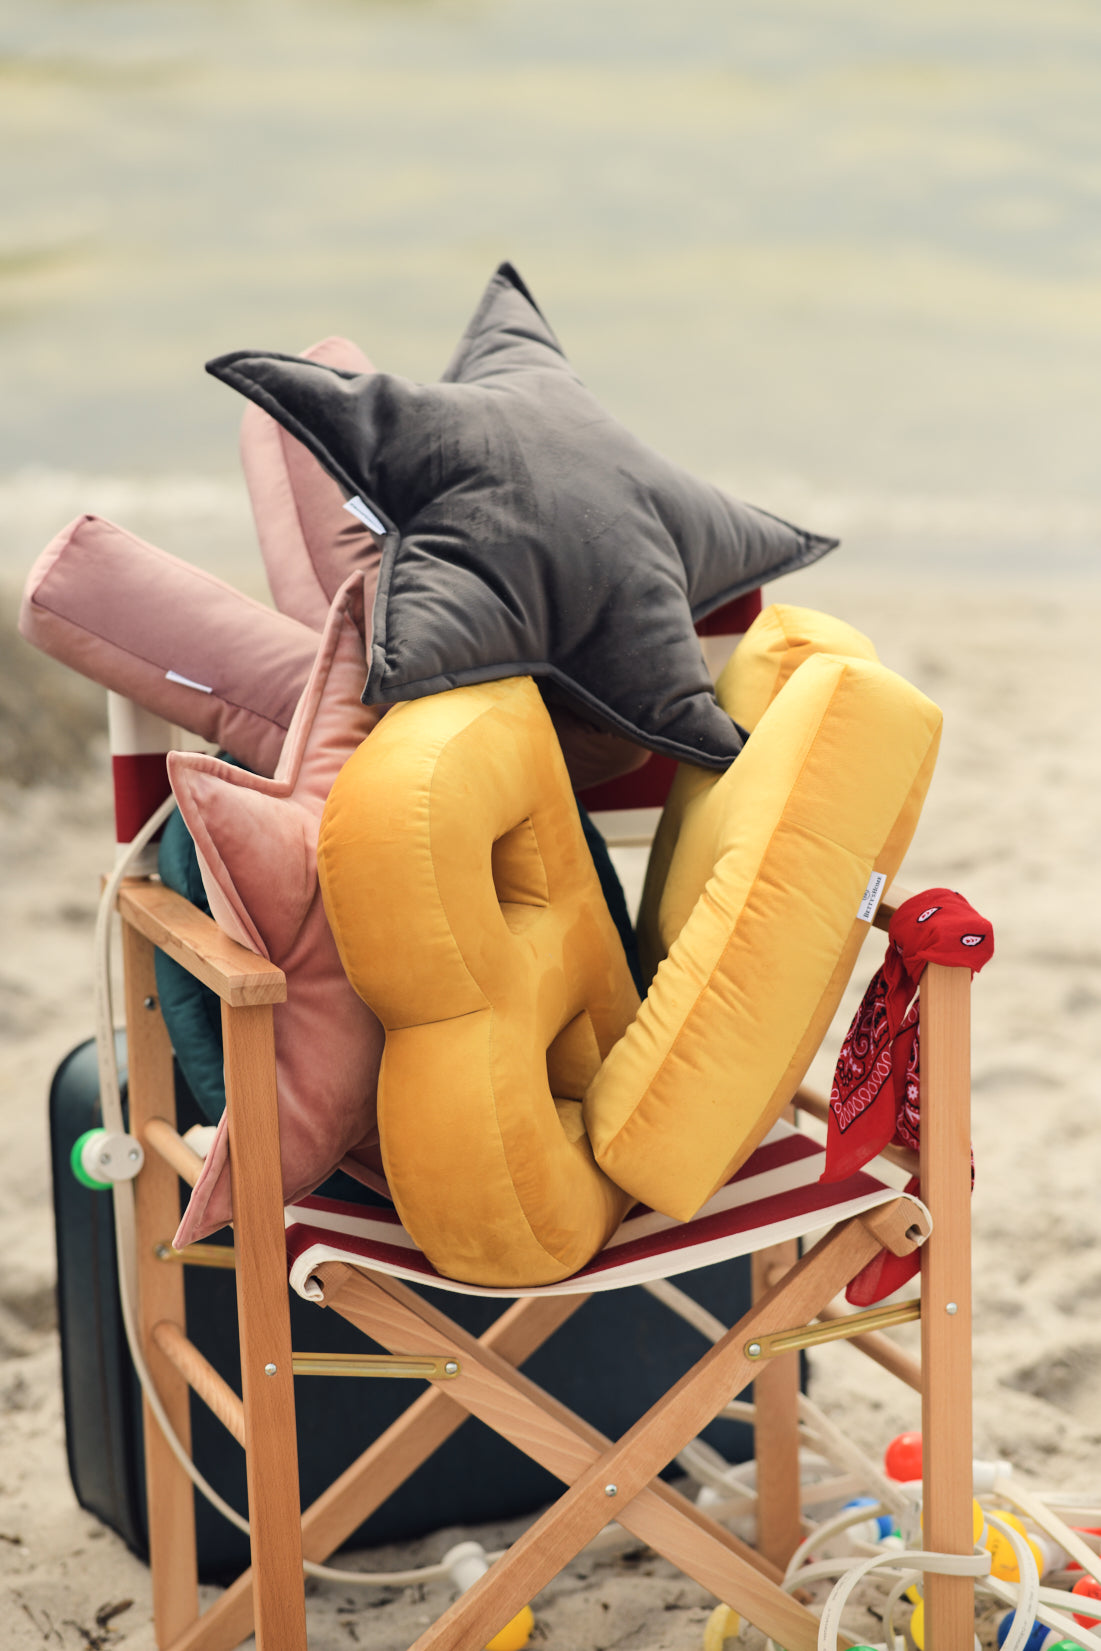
xmin=116 ymin=874 xmax=976 ymax=1651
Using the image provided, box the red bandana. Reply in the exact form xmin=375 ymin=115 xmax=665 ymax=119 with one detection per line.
xmin=820 ymin=888 xmax=994 ymax=1305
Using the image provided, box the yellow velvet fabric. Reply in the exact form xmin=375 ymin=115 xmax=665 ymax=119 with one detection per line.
xmin=636 ymin=604 xmax=879 ymax=980
xmin=716 ymin=602 xmax=879 ymax=733
xmin=317 ymin=676 xmax=639 ymax=1286
xmin=585 ymin=649 xmax=941 ymax=1222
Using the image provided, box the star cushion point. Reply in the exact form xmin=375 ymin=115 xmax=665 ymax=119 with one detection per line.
xmin=208 ymin=263 xmax=837 ymax=769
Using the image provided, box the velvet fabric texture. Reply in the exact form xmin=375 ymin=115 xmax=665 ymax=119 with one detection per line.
xmin=155 ymin=796 xmax=233 ymax=1123
xmin=317 ymin=676 xmax=640 ymax=1287
xmin=240 ymin=334 xmax=383 ymax=630
xmin=171 ymin=574 xmax=387 ymax=1248
xmin=18 ymin=514 xmax=319 ymax=778
xmin=208 ymin=263 xmax=838 ymax=770
xmin=585 ymin=647 xmax=943 ymax=1222
xmin=636 ymin=604 xmax=882 ymax=980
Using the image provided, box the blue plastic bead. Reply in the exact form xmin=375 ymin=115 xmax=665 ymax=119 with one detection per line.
xmin=841 ymin=1495 xmax=893 ymax=1541
xmin=996 ymin=1612 xmax=1056 ymax=1651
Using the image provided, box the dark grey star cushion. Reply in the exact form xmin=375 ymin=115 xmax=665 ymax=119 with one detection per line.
xmin=207 ymin=263 xmax=837 ymax=769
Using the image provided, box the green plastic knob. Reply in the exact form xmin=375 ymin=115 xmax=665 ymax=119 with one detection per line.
xmin=70 ymin=1129 xmax=113 ymax=1191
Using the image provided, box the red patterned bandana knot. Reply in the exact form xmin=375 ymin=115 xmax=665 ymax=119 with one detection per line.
xmin=820 ymin=887 xmax=993 ymax=1304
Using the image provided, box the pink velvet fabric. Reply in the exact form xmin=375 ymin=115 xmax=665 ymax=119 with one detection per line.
xmin=18 ymin=515 xmax=319 ymax=777
xmin=241 ymin=336 xmax=383 ymax=630
xmin=171 ymin=572 xmax=387 ymax=1247
xmin=545 ymin=704 xmax=652 ymax=792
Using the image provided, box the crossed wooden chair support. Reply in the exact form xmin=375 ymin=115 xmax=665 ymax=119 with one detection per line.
xmin=117 ymin=874 xmax=976 ymax=1651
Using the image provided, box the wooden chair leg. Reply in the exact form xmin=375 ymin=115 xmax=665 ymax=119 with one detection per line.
xmin=318 ymin=1210 xmax=891 ymax=1651
xmin=222 ymin=1001 xmax=308 ymax=1651
xmin=751 ymin=1238 xmax=803 ymax=1568
xmin=919 ymin=963 xmax=974 ymax=1650
xmin=124 ymin=919 xmax=199 ymax=1647
xmin=166 ymin=1294 xmax=588 ymax=1651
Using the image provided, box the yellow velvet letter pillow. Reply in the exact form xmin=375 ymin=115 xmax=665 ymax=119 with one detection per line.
xmin=637 ymin=603 xmax=880 ymax=979
xmin=585 ymin=649 xmax=942 ymax=1221
xmin=317 ymin=676 xmax=639 ymax=1286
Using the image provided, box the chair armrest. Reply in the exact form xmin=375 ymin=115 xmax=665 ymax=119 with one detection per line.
xmin=117 ymin=879 xmax=287 ymax=1008
xmin=874 ymin=878 xmax=914 ymax=931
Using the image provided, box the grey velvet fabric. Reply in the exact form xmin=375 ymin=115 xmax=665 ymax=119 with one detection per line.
xmin=208 ymin=263 xmax=837 ymax=769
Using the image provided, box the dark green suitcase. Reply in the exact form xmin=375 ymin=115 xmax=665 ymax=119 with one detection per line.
xmin=50 ymin=1034 xmax=757 ymax=1582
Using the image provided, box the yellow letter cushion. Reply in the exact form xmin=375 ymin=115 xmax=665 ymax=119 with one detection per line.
xmin=636 ymin=604 xmax=880 ymax=980
xmin=318 ymin=676 xmax=641 ymax=1287
xmin=715 ymin=601 xmax=879 ymax=734
xmin=584 ymin=652 xmax=941 ymax=1221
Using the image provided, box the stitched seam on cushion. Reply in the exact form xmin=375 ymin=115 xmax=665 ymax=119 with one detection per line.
xmin=28 ymin=598 xmax=292 ymax=731
xmin=374 ymin=662 xmax=737 ymax=771
xmin=632 ymin=710 xmax=937 ymax=1126
xmin=422 ymin=690 xmax=603 ymax=1274
xmin=278 ymin=423 xmax=332 ymax=609
xmin=215 ymin=363 xmax=365 ymax=504
xmin=171 ymin=767 xmax=270 ymax=959
xmin=424 ymin=711 xmax=491 ymax=1010
xmin=487 ymin=1009 xmax=614 ymax=1272
xmin=595 ymin=668 xmax=869 ymax=1152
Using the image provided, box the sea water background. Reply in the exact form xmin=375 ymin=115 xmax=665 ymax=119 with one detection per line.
xmin=1 ymin=0 xmax=1099 ymax=593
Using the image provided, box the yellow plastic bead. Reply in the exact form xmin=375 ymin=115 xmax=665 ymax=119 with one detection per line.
xmin=910 ymin=1598 xmax=925 ymax=1650
xmin=973 ymin=1499 xmax=987 ymax=1544
xmin=987 ymin=1528 xmax=1042 ymax=1582
xmin=485 ymin=1605 xmax=535 ymax=1651
xmin=703 ymin=1603 xmax=742 ymax=1651
xmin=918 ymin=1499 xmax=986 ymax=1549
xmin=987 ymin=1509 xmax=1027 ymax=1538
xmin=919 ymin=1498 xmax=986 ymax=1545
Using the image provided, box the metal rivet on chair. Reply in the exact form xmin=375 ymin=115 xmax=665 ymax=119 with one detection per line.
xmin=604 ymin=1484 xmax=617 ymax=1497
xmin=746 ymin=1341 xmax=762 ymax=1358
xmin=945 ymin=1302 xmax=959 ymax=1315
xmin=444 ymin=1360 xmax=459 ymax=1376
xmin=264 ymin=1362 xmax=277 ymax=1376
xmin=143 ymin=995 xmax=156 ymax=1010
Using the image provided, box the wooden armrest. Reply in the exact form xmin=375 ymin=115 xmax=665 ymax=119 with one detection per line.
xmin=117 ymin=880 xmax=286 ymax=1008
xmin=874 ymin=878 xmax=913 ymax=932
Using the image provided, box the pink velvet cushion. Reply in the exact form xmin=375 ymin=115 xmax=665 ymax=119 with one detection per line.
xmin=241 ymin=336 xmax=383 ymax=631
xmin=19 ymin=515 xmax=320 ymax=777
xmin=171 ymin=572 xmax=387 ymax=1247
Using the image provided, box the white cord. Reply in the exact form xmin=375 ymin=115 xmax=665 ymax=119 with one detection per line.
xmin=96 ymin=825 xmax=1101 ymax=1630
xmin=93 ymin=809 xmax=462 ymax=1586
xmin=814 ymin=1548 xmax=990 ymax=1651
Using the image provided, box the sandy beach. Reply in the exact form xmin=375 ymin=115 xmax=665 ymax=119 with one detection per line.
xmin=4 ymin=1 xmax=1100 ymax=1642
xmin=2 ymin=556 xmax=1100 ymax=1649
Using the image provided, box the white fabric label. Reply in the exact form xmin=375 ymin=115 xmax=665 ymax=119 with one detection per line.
xmin=165 ymin=670 xmax=213 ymax=694
xmin=343 ymin=495 xmax=387 ymax=535
xmin=857 ymin=870 xmax=887 ymax=923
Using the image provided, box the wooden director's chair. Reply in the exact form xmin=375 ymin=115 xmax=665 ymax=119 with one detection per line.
xmin=116 ymin=867 xmax=976 ymax=1651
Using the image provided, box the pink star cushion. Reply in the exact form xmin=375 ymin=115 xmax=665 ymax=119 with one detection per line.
xmin=171 ymin=571 xmax=387 ymax=1247
xmin=240 ymin=335 xmax=383 ymax=630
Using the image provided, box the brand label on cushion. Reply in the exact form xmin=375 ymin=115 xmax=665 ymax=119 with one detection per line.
xmin=343 ymin=495 xmax=387 ymax=535
xmin=165 ymin=669 xmax=213 ymax=693
xmin=857 ymin=871 xmax=887 ymax=923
